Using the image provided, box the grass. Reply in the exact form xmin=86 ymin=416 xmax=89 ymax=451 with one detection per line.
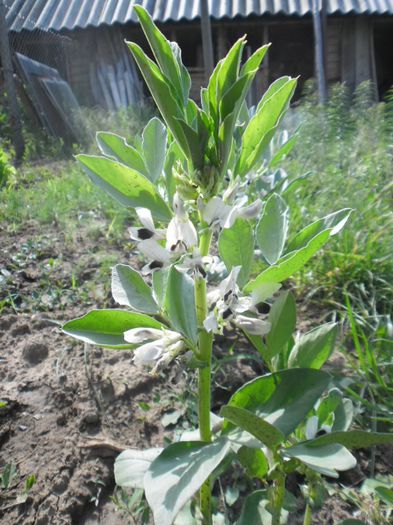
xmin=283 ymin=82 xmax=393 ymax=321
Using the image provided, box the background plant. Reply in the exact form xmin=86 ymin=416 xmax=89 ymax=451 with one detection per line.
xmin=57 ymin=8 xmax=393 ymax=524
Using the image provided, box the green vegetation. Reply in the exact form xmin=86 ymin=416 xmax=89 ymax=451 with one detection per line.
xmin=1 ymin=38 xmax=392 ymax=524
xmin=284 ymin=82 xmax=393 ymax=320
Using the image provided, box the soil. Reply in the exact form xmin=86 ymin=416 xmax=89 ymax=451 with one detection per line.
xmin=0 ymin=220 xmax=391 ymax=525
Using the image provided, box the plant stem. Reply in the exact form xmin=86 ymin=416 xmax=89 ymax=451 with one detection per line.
xmin=303 ymin=503 xmax=312 ymax=525
xmin=271 ymin=471 xmax=286 ymax=525
xmin=195 ymin=227 xmax=213 ymax=524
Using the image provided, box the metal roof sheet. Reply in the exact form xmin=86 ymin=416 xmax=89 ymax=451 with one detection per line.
xmin=5 ymin=0 xmax=393 ymax=33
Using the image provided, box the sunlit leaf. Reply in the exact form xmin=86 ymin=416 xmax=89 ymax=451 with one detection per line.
xmin=111 ymin=264 xmax=159 ymax=314
xmin=219 ymin=218 xmax=254 ymax=287
xmin=62 ymin=310 xmax=163 ymax=348
xmin=77 ymin=155 xmax=172 ymax=222
xmin=144 ymin=439 xmax=231 ymax=525
xmin=288 ymin=322 xmax=338 ymax=369
xmin=256 ymin=193 xmax=289 ymax=265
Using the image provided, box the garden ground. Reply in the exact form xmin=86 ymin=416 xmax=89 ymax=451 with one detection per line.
xmin=1 ymin=86 xmax=392 ymax=524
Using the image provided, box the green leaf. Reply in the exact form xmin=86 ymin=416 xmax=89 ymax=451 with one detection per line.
xmin=305 ymin=430 xmax=393 ymax=449
xmin=115 ymin=448 xmax=162 ymax=488
xmin=269 ymin=133 xmax=298 ymax=168
xmin=62 ymin=310 xmax=163 ymax=348
xmin=152 ymin=268 xmax=170 ymax=309
xmin=288 ymin=322 xmax=338 ymax=369
xmin=164 ymin=140 xmax=182 ymax=202
xmin=221 ymin=405 xmax=284 ymax=448
xmin=225 ymin=368 xmax=330 ymax=437
xmin=133 ymin=6 xmax=188 ymax=104
xmin=237 ymin=489 xmax=290 ymax=525
xmin=256 ymin=76 xmax=292 ymax=111
xmin=217 ymin=37 xmax=245 ymax=99
xmin=144 ymin=439 xmax=231 ymax=525
xmin=175 ymin=117 xmax=204 ymax=170
xmin=218 ymin=70 xmax=260 ymax=169
xmin=240 ymin=44 xmax=270 ymax=77
xmin=219 ymin=219 xmax=254 ymax=287
xmin=375 ymin=486 xmax=393 ymax=506
xmin=287 ymin=208 xmax=352 ymax=251
xmin=96 ymin=132 xmax=147 ymax=175
xmin=77 ymin=155 xmax=172 ymax=222
xmin=256 ymin=193 xmax=289 ymax=265
xmin=332 ymin=398 xmax=354 ymax=432
xmin=127 ymin=43 xmax=190 ymax=160
xmin=284 ymin=443 xmax=356 ymax=477
xmin=244 ymin=229 xmax=331 ymax=293
xmin=164 ymin=267 xmax=198 ymax=344
xmin=266 ymin=291 xmax=297 ymax=360
xmin=237 ymin=447 xmax=268 ymax=478
xmin=142 ymin=117 xmax=167 ymax=182
xmin=316 ymin=388 xmax=342 ymax=425
xmin=236 ymin=78 xmax=297 ymax=176
xmin=111 ymin=264 xmax=159 ymax=314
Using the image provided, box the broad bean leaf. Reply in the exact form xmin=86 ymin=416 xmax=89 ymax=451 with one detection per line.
xmin=332 ymin=398 xmax=354 ymax=432
xmin=115 ymin=448 xmax=162 ymax=488
xmin=144 ymin=439 xmax=231 ymax=525
xmin=111 ymin=264 xmax=159 ymax=314
xmin=266 ymin=291 xmax=297 ymax=360
xmin=316 ymin=388 xmax=342 ymax=425
xmin=142 ymin=117 xmax=167 ymax=182
xmin=237 ymin=489 xmax=291 ymax=525
xmin=164 ymin=267 xmax=198 ymax=344
xmin=240 ymin=44 xmax=270 ymax=78
xmin=287 ymin=208 xmax=351 ymax=251
xmin=288 ymin=322 xmax=338 ymax=369
xmin=305 ymin=430 xmax=393 ymax=449
xmin=133 ymin=6 xmax=189 ymax=105
xmin=62 ymin=310 xmax=163 ymax=348
xmin=237 ymin=447 xmax=268 ymax=478
xmin=77 ymin=155 xmax=172 ymax=222
xmin=256 ymin=193 xmax=289 ymax=265
xmin=219 ymin=218 xmax=254 ymax=287
xmin=221 ymin=405 xmax=284 ymax=448
xmin=244 ymin=229 xmax=331 ymax=293
xmin=236 ymin=78 xmax=297 ymax=176
xmin=127 ymin=43 xmax=191 ymax=160
xmin=375 ymin=486 xmax=393 ymax=506
xmin=217 ymin=37 xmax=245 ymax=100
xmin=96 ymin=132 xmax=147 ymax=175
xmin=284 ymin=443 xmax=356 ymax=478
xmin=224 ymin=368 xmax=330 ymax=437
xmin=269 ymin=133 xmax=298 ymax=168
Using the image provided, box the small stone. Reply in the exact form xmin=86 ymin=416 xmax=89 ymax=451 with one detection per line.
xmin=22 ymin=341 xmax=49 ymax=365
xmin=81 ymin=412 xmax=100 ymax=425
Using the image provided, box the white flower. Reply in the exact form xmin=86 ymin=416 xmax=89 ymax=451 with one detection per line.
xmin=124 ymin=327 xmax=184 ymax=371
xmin=305 ymin=415 xmax=332 ymax=440
xmin=130 ymin=193 xmax=198 ymax=273
xmin=200 ymin=196 xmax=263 ymax=230
xmin=234 ymin=315 xmax=271 ymax=336
xmin=203 ymin=266 xmax=273 ymax=335
xmin=166 ymin=193 xmax=198 ymax=253
xmin=129 ymin=208 xmax=165 ymax=242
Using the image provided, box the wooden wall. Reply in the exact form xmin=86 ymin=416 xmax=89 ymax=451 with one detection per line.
xmin=62 ymin=15 xmax=388 ymax=107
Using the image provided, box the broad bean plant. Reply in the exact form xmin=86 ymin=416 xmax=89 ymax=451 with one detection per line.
xmin=63 ymin=7 xmax=393 ymax=525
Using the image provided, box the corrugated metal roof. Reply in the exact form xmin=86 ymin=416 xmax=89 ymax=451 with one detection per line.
xmin=5 ymin=0 xmax=393 ymax=33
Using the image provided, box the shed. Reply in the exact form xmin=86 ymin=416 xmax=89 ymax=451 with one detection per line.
xmin=4 ymin=0 xmax=393 ymax=107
